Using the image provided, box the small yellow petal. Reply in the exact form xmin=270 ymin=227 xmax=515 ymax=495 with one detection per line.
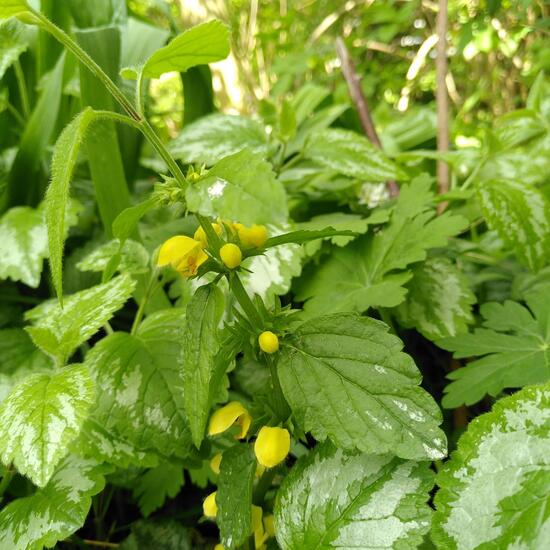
xmin=254 ymin=426 xmax=290 ymax=468
xmin=210 ymin=452 xmax=223 ymax=475
xmin=203 ymin=491 xmax=218 ymax=518
xmin=194 ymin=223 xmax=222 ymax=247
xmin=238 ymin=224 xmax=268 ymax=248
xmin=252 ymin=505 xmax=268 ymax=549
xmin=220 ymin=243 xmax=242 ymax=269
xmin=263 ymin=514 xmax=275 ymax=537
xmin=214 ymin=545 xmax=225 ymax=550
xmin=208 ymin=401 xmax=252 ymax=439
xmin=157 ymin=235 xmax=199 ymax=267
xmin=258 ymin=331 xmax=279 ymax=354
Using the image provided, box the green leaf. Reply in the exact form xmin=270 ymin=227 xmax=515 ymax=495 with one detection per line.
xmin=84 ymin=308 xmax=193 ymax=460
xmin=25 ymin=274 xmax=136 ymax=364
xmin=170 ymin=113 xmax=269 ymax=165
xmin=264 ymin=227 xmax=357 ymax=248
xmin=0 ymin=0 xmax=28 ymax=19
xmin=0 ymin=364 xmax=95 ymax=487
xmin=277 ymin=99 xmax=296 ymax=142
xmin=476 ymin=179 xmax=550 ymax=272
xmin=438 ymin=284 xmax=550 ymax=408
xmin=278 ymin=313 xmax=447 ymax=461
xmin=182 ymin=284 xmax=225 ymax=448
xmin=46 ymin=107 xmax=97 ymax=302
xmin=120 ymin=519 xmax=192 ymax=550
xmin=0 ymin=19 xmax=29 ymax=79
xmin=77 ymin=239 xmax=149 ymax=274
xmin=275 ymin=442 xmax=434 ymax=549
xmin=304 ymin=128 xmax=407 ymax=181
xmin=140 ymin=20 xmax=229 ymax=78
xmin=132 ymin=462 xmax=184 ymax=517
xmin=112 ymin=195 xmax=160 ymax=242
xmin=186 ymin=149 xmax=288 ymax=225
xmin=395 ymin=257 xmax=476 ymax=340
xmin=0 ymin=455 xmax=108 ymax=550
xmin=217 ymin=444 xmax=257 ymax=549
xmin=432 ymin=383 xmax=550 ymax=549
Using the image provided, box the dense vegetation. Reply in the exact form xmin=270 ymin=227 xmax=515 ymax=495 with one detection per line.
xmin=0 ymin=1 xmax=549 ymax=549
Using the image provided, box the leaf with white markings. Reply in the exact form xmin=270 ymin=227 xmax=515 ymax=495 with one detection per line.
xmin=433 ymin=383 xmax=550 ymax=549
xmin=275 ymin=442 xmax=434 ymax=549
xmin=278 ymin=313 xmax=447 ymax=461
xmin=0 ymin=20 xmax=30 ymax=79
xmin=0 ymin=364 xmax=95 ymax=487
xmin=77 ymin=239 xmax=149 ymax=274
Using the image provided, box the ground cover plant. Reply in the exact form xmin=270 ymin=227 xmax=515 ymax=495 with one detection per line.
xmin=0 ymin=0 xmax=549 ymax=549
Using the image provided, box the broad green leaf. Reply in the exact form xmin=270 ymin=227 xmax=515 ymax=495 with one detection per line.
xmin=395 ymin=257 xmax=476 ymax=341
xmin=432 ymin=383 xmax=550 ymax=550
xmin=278 ymin=313 xmax=447 ymax=461
xmin=186 ymin=148 xmax=288 ymax=225
xmin=25 ymin=274 xmax=136 ymax=364
xmin=0 ymin=364 xmax=95 ymax=486
xmin=275 ymin=442 xmax=434 ymax=549
xmin=0 ymin=455 xmax=109 ymax=550
xmin=140 ymin=19 xmax=229 ymax=78
xmin=438 ymin=284 xmax=550 ymax=408
xmin=295 ymin=176 xmax=468 ymax=316
xmin=132 ymin=462 xmax=184 ymax=517
xmin=121 ymin=519 xmax=192 ymax=550
xmin=476 ymin=179 xmax=550 ymax=272
xmin=304 ymin=128 xmax=407 ymax=181
xmin=170 ymin=113 xmax=269 ymax=165
xmin=217 ymin=444 xmax=257 ymax=549
xmin=46 ymin=107 xmax=97 ymax=302
xmin=77 ymin=238 xmax=149 ymax=274
xmin=0 ymin=0 xmax=28 ymax=19
xmin=84 ymin=308 xmax=193 ymax=460
xmin=182 ymin=284 xmax=225 ymax=448
xmin=0 ymin=20 xmax=29 ymax=79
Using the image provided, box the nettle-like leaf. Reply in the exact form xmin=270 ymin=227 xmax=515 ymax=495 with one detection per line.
xmin=25 ymin=274 xmax=136 ymax=364
xmin=275 ymin=442 xmax=434 ymax=549
xmin=77 ymin=238 xmax=149 ymax=274
xmin=395 ymin=257 xmax=476 ymax=341
xmin=0 ymin=0 xmax=29 ymax=20
xmin=217 ymin=444 xmax=257 ymax=549
xmin=83 ymin=308 xmax=193 ymax=461
xmin=295 ymin=176 xmax=468 ymax=316
xmin=0 ymin=455 xmax=109 ymax=550
xmin=439 ymin=284 xmax=550 ymax=408
xmin=278 ymin=313 xmax=447 ymax=461
xmin=477 ymin=179 xmax=550 ymax=272
xmin=121 ymin=519 xmax=192 ymax=550
xmin=0 ymin=364 xmax=95 ymax=487
xmin=170 ymin=113 xmax=269 ymax=165
xmin=432 ymin=383 xmax=550 ymax=549
xmin=186 ymin=148 xmax=288 ymax=226
xmin=0 ymin=19 xmax=30 ymax=79
xmin=304 ymin=128 xmax=407 ymax=181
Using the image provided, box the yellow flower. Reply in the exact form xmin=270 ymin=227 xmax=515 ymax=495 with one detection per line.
xmin=258 ymin=331 xmax=279 ymax=354
xmin=203 ymin=491 xmax=218 ymax=518
xmin=254 ymin=426 xmax=290 ymax=468
xmin=193 ymin=223 xmax=222 ymax=247
xmin=210 ymin=452 xmax=223 ymax=475
xmin=237 ymin=224 xmax=268 ymax=248
xmin=220 ymin=243 xmax=242 ymax=269
xmin=208 ymin=401 xmax=252 ymax=439
xmin=252 ymin=505 xmax=268 ymax=549
xmin=263 ymin=514 xmax=275 ymax=537
xmin=214 ymin=545 xmax=225 ymax=550
xmin=157 ymin=235 xmax=208 ymax=277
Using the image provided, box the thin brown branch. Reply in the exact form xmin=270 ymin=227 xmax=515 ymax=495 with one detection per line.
xmin=83 ymin=540 xmax=119 ymax=549
xmin=335 ymin=37 xmax=399 ymax=197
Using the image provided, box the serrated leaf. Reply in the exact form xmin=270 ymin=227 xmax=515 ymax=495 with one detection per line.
xmin=476 ymin=179 xmax=550 ymax=272
xmin=217 ymin=444 xmax=257 ymax=549
xmin=141 ymin=20 xmax=229 ymax=78
xmin=0 ymin=0 xmax=28 ymax=19
xmin=278 ymin=313 xmax=447 ymax=461
xmin=25 ymin=274 xmax=136 ymax=364
xmin=77 ymin=239 xmax=149 ymax=274
xmin=395 ymin=257 xmax=476 ymax=340
xmin=84 ymin=308 xmax=193 ymax=460
xmin=0 ymin=455 xmax=108 ymax=550
xmin=0 ymin=364 xmax=95 ymax=487
xmin=275 ymin=442 xmax=434 ymax=549
xmin=170 ymin=113 xmax=269 ymax=165
xmin=438 ymin=284 xmax=550 ymax=408
xmin=0 ymin=19 xmax=29 ymax=79
xmin=120 ymin=519 xmax=192 ymax=550
xmin=432 ymin=383 xmax=550 ymax=549
xmin=304 ymin=128 xmax=407 ymax=181
xmin=182 ymin=284 xmax=225 ymax=448
xmin=186 ymin=148 xmax=288 ymax=226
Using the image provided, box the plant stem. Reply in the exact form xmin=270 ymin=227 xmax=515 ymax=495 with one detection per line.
xmin=14 ymin=59 xmax=30 ymax=119
xmin=6 ymin=101 xmax=26 ymax=126
xmin=253 ymin=467 xmax=277 ymax=505
xmin=131 ymin=272 xmax=158 ymax=335
xmin=266 ymin=354 xmax=290 ymax=420
xmin=228 ymin=272 xmax=263 ymax=327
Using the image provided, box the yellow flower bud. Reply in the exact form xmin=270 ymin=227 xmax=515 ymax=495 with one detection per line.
xmin=263 ymin=514 xmax=275 ymax=537
xmin=258 ymin=331 xmax=279 ymax=354
xmin=203 ymin=491 xmax=218 ymax=518
xmin=254 ymin=426 xmax=290 ymax=468
xmin=237 ymin=224 xmax=268 ymax=248
xmin=208 ymin=401 xmax=252 ymax=439
xmin=157 ymin=235 xmax=208 ymax=277
xmin=220 ymin=243 xmax=242 ymax=269
xmin=210 ymin=452 xmax=222 ymax=475
xmin=214 ymin=545 xmax=225 ymax=550
xmin=193 ymin=223 xmax=222 ymax=247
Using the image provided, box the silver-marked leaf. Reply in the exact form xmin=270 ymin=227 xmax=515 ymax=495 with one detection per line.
xmin=0 ymin=364 xmax=95 ymax=487
xmin=170 ymin=114 xmax=269 ymax=165
xmin=275 ymin=442 xmax=434 ymax=549
xmin=477 ymin=179 xmax=550 ymax=272
xmin=25 ymin=274 xmax=136 ymax=364
xmin=0 ymin=19 xmax=30 ymax=79
xmin=433 ymin=383 xmax=550 ymax=550
xmin=0 ymin=0 xmax=28 ymax=19
xmin=278 ymin=314 xmax=447 ymax=461
xmin=77 ymin=238 xmax=149 ymax=274
xmin=0 ymin=455 xmax=109 ymax=550
xmin=395 ymin=257 xmax=476 ymax=341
